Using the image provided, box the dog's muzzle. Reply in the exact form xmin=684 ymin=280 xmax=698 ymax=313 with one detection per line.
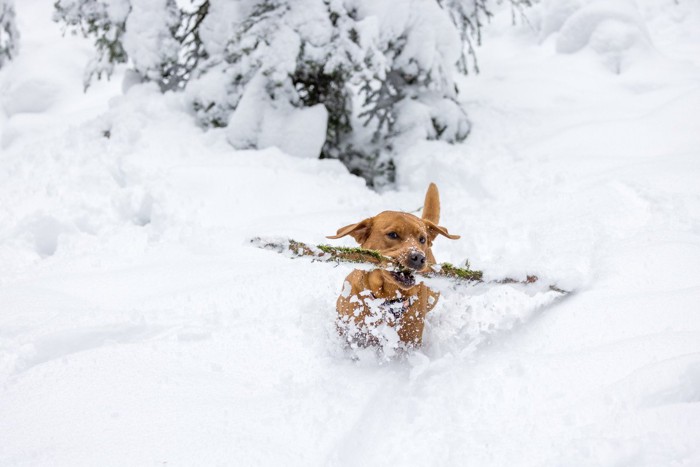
xmin=405 ymin=251 xmax=426 ymax=271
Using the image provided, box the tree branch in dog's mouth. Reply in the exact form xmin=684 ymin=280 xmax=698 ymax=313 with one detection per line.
xmin=249 ymin=236 xmax=571 ymax=293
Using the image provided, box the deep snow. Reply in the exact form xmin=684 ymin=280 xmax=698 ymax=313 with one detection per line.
xmin=1 ymin=0 xmax=700 ymax=465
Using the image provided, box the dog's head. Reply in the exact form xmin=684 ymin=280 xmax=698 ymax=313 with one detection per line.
xmin=327 ymin=210 xmax=459 ymax=273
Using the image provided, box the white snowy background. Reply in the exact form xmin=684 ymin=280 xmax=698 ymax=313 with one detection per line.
xmin=2 ymin=0 xmax=700 ymax=465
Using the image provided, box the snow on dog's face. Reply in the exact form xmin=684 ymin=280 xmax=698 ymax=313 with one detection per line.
xmin=327 ymin=210 xmax=459 ymax=272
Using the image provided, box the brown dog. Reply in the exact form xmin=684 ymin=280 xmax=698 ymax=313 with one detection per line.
xmin=327 ymin=183 xmax=460 ymax=351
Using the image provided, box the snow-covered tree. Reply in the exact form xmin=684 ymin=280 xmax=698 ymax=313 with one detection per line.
xmin=191 ymin=0 xmax=375 ymax=174
xmin=441 ymin=0 xmax=532 ymax=74
xmin=54 ymin=0 xmax=129 ymax=88
xmin=54 ymin=0 xmax=532 ymax=187
xmin=0 ymin=0 xmax=19 ymax=68
xmin=54 ymin=0 xmax=182 ymax=90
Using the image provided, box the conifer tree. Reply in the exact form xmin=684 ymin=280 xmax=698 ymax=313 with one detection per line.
xmin=0 ymin=0 xmax=18 ymax=68
xmin=54 ymin=0 xmax=532 ymax=187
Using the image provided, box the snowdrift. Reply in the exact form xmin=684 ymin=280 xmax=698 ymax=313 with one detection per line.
xmin=1 ymin=0 xmax=700 ymax=465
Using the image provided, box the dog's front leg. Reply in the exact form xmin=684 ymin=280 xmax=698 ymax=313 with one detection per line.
xmin=396 ymin=283 xmax=439 ymax=346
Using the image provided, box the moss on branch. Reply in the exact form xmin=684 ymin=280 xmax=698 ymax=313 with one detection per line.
xmin=250 ymin=236 xmax=569 ymax=293
xmin=432 ymin=262 xmax=483 ymax=281
xmin=250 ymin=237 xmax=483 ymax=283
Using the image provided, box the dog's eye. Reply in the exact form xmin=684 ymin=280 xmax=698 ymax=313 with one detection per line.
xmin=419 ymin=236 xmax=426 ymax=244
xmin=387 ymin=232 xmax=399 ymax=240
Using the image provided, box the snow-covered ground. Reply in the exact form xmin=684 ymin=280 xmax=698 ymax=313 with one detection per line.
xmin=2 ymin=0 xmax=700 ymax=465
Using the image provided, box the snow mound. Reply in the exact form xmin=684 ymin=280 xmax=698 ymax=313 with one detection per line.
xmin=0 ymin=43 xmax=70 ymax=116
xmin=540 ymin=0 xmax=653 ymax=72
xmin=426 ymin=281 xmax=566 ymax=357
xmin=226 ymin=74 xmax=328 ymax=159
xmin=1 ymin=78 xmax=60 ymax=115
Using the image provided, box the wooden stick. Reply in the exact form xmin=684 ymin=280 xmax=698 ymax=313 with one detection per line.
xmin=250 ymin=237 xmax=569 ymax=294
xmin=251 ymin=237 xmax=481 ymax=282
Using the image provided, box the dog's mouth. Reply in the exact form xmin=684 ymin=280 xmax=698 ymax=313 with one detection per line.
xmin=391 ymin=269 xmax=416 ymax=288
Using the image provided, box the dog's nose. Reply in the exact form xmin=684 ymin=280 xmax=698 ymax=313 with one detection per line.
xmin=407 ymin=252 xmax=426 ymax=270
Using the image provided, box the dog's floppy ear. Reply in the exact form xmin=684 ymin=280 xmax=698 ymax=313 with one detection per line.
xmin=423 ymin=219 xmax=460 ymax=240
xmin=326 ymin=218 xmax=373 ymax=244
